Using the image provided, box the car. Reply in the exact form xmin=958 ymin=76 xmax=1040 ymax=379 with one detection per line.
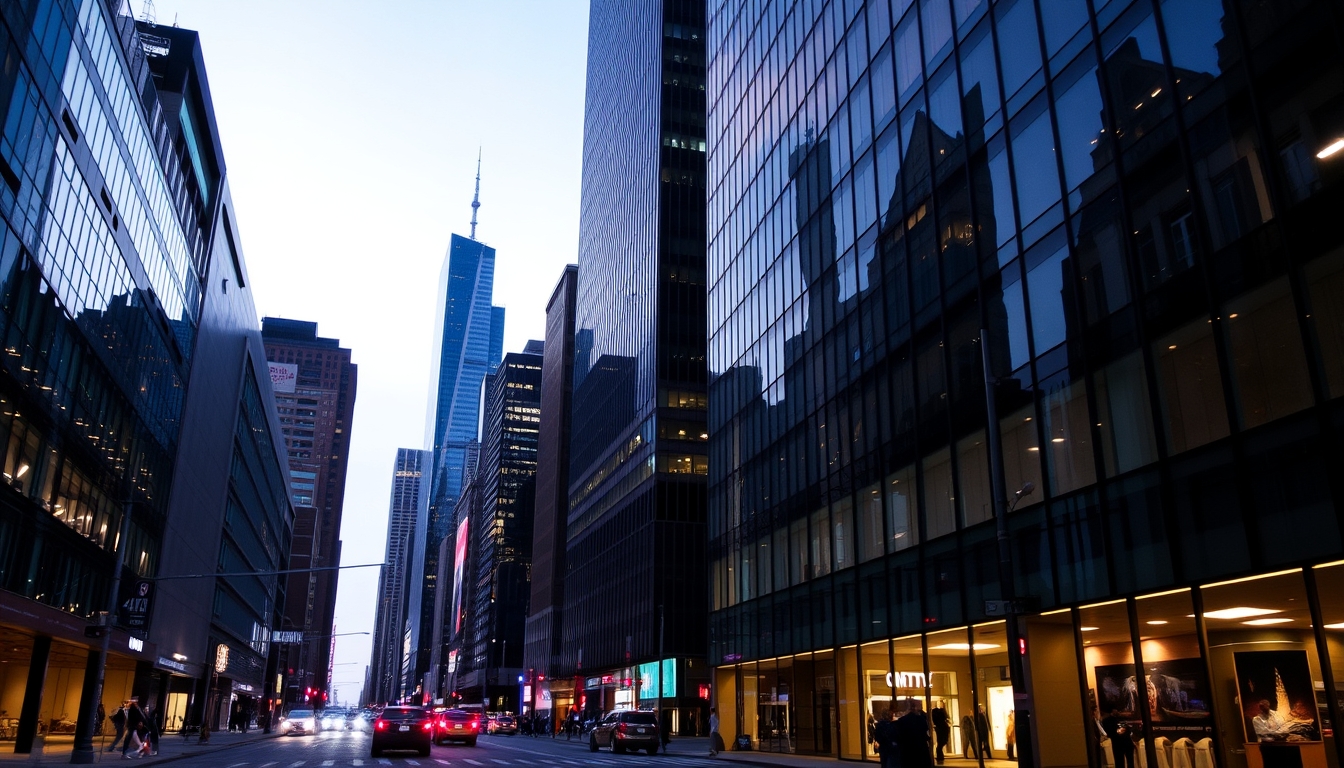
xmin=320 ymin=707 xmax=349 ymax=730
xmin=371 ymin=707 xmax=433 ymax=757
xmin=589 ymin=710 xmax=660 ymax=755
xmin=492 ymin=715 xmax=518 ymax=735
xmin=278 ymin=708 xmax=316 ymax=736
xmin=433 ymin=708 xmax=481 ymax=746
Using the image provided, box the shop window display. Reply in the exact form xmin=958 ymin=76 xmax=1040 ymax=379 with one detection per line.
xmin=1310 ymin=561 xmax=1344 ymax=767
xmin=1134 ymin=590 xmax=1214 ymax=766
xmin=925 ymin=626 xmax=974 ymax=763
xmin=971 ymin=622 xmax=1014 ymax=759
xmin=1082 ymin=599 xmax=1140 ymax=768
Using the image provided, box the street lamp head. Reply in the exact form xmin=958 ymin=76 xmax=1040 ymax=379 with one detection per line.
xmin=1017 ymin=481 xmax=1035 ymax=497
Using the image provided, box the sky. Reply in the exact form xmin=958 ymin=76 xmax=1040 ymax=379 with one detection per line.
xmin=151 ymin=0 xmax=590 ymax=706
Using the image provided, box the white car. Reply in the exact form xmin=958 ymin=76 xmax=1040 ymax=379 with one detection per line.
xmin=279 ymin=709 xmax=316 ymax=736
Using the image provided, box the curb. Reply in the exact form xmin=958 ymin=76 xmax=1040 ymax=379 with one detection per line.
xmin=144 ymin=731 xmax=284 ymax=765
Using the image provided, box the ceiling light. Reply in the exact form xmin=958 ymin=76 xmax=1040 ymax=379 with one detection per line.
xmin=929 ymin=643 xmax=1001 ymax=651
xmin=1203 ymin=607 xmax=1281 ymax=620
xmin=1080 ymin=626 xmax=1099 ymax=632
xmin=1052 ymin=437 xmax=1065 ymax=443
xmin=1317 ymin=138 xmax=1344 ymax=159
xmin=1324 ymin=622 xmax=1344 ymax=630
xmin=1146 ymin=620 xmax=1168 ymax=625
xmin=1242 ymin=618 xmax=1293 ymax=626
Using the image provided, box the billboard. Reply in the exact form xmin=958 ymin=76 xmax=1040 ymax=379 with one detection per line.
xmin=451 ymin=515 xmax=470 ymax=636
xmin=269 ymin=362 xmax=297 ymax=393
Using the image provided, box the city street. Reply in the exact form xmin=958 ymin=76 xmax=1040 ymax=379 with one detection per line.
xmin=162 ymin=730 xmax=736 ymax=768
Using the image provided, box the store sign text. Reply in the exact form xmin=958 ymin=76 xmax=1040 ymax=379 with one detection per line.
xmin=886 ymin=671 xmax=927 ymax=689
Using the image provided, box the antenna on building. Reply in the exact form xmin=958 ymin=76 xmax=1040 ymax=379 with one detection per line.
xmin=469 ymin=149 xmax=482 ymax=241
xmin=139 ymin=0 xmax=156 ymax=25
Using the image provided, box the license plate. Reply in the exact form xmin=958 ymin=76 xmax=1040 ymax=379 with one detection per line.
xmin=454 ymin=724 xmax=463 ymax=729
xmin=399 ymin=725 xmax=410 ymax=732
xmin=638 ymin=728 xmax=647 ymax=734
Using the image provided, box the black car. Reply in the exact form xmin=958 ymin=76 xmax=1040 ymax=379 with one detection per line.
xmin=589 ymin=710 xmax=660 ymax=755
xmin=372 ymin=707 xmax=433 ymax=757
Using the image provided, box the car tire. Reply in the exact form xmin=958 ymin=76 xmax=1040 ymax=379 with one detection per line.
xmin=466 ymin=738 xmax=477 ymax=747
xmin=370 ymin=748 xmax=381 ymax=757
xmin=647 ymin=745 xmax=658 ymax=755
xmin=613 ymin=741 xmax=625 ymax=754
xmin=589 ymin=734 xmax=599 ymax=752
xmin=419 ymin=746 xmax=430 ymax=757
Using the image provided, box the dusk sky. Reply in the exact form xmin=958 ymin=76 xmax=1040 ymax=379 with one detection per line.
xmin=152 ymin=0 xmax=590 ymax=705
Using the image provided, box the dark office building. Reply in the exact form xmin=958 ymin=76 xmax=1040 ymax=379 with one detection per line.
xmin=261 ymin=318 xmax=357 ymax=705
xmin=367 ymin=448 xmax=430 ymax=706
xmin=560 ymin=0 xmax=710 ymax=729
xmin=705 ymin=0 xmax=1344 ymax=765
xmin=523 ymin=265 xmax=578 ymax=717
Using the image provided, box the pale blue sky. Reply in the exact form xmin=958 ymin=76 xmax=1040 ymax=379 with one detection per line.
xmin=151 ymin=0 xmax=590 ymax=705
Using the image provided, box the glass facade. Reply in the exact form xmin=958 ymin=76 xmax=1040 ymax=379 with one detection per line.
xmin=559 ymin=0 xmax=710 ymax=727
xmin=705 ymin=0 xmax=1344 ymax=763
xmin=368 ymin=448 xmax=430 ymax=705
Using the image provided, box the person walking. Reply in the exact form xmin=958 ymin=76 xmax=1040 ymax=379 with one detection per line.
xmin=660 ymin=711 xmax=672 ymax=752
xmin=894 ymin=701 xmax=933 ymax=768
xmin=873 ymin=709 xmax=899 ymax=768
xmin=142 ymin=703 xmax=160 ymax=756
xmin=107 ymin=702 xmax=127 ymax=752
xmin=931 ymin=703 xmax=951 ymax=764
xmin=708 ymin=707 xmax=721 ymax=756
xmin=974 ymin=704 xmax=992 ymax=759
xmin=121 ymin=699 xmax=146 ymax=758
xmin=1006 ymin=711 xmax=1016 ymax=761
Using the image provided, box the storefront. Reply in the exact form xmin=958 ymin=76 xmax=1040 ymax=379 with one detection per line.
xmin=714 ymin=563 xmax=1344 ymax=767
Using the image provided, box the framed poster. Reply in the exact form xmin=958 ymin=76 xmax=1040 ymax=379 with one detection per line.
xmin=1233 ymin=650 xmax=1321 ymax=742
xmin=1095 ymin=659 xmax=1213 ymax=739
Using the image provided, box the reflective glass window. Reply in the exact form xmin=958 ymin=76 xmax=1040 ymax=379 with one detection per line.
xmin=811 ymin=506 xmax=833 ymax=578
xmin=1071 ymin=188 xmax=1130 ymax=324
xmin=871 ymin=42 xmax=897 ymax=132
xmin=958 ymin=20 xmax=1001 ymax=132
xmin=952 ymin=0 xmax=983 ymax=30
xmin=790 ymin=515 xmax=809 ymax=585
xmin=922 ymin=447 xmax=956 ymax=540
xmin=1158 ymin=0 xmax=1223 ymax=103
xmin=858 ymin=481 xmax=884 ymax=562
xmin=1080 ymin=599 xmax=1138 ymax=756
xmin=1041 ymin=376 xmax=1098 ymax=496
xmin=1026 ymin=239 xmax=1071 ymax=355
xmin=1041 ymin=0 xmax=1089 ymax=60
xmin=1304 ymin=247 xmax=1344 ymax=399
xmin=894 ymin=12 xmax=922 ymax=101
xmin=986 ymin=143 xmax=1018 ymax=254
xmin=773 ymin=526 xmax=789 ymax=592
xmin=852 ymin=76 xmax=874 ymax=155
xmin=998 ymin=267 xmax=1031 ymax=371
xmin=855 ymin=150 xmax=878 ymax=235
xmin=1223 ymin=278 xmax=1314 ymax=430
xmin=1153 ymin=318 xmax=1229 ymax=454
xmin=921 ymin=0 xmax=953 ymax=67
xmin=886 ymin=463 xmax=918 ymax=552
xmin=876 ymin=123 xmax=903 ymax=224
xmin=927 ymin=63 xmax=962 ymax=141
xmin=833 ymin=497 xmax=855 ymax=571
xmin=956 ymin=430 xmax=992 ymax=527
xmin=994 ymin=0 xmax=1042 ymax=101
xmin=1094 ymin=350 xmax=1159 ymax=477
xmin=1012 ymin=104 xmax=1062 ymax=230
xmin=1053 ymin=55 xmax=1108 ymax=199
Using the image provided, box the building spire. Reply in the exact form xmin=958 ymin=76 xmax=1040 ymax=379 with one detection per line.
xmin=470 ymin=149 xmax=481 ymax=240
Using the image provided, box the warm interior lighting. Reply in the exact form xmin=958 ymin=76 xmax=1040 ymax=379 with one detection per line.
xmin=1203 ymin=607 xmax=1281 ymax=620
xmin=1168 ymin=345 xmax=1178 ymax=350
xmin=1242 ymin=618 xmax=1293 ymax=626
xmin=929 ymin=643 xmax=1001 ymax=651
xmin=1151 ymin=87 xmax=1163 ymax=97
xmin=16 ymin=463 xmax=28 ymax=478
xmin=1146 ymin=620 xmax=1169 ymax=625
xmin=1324 ymin=623 xmax=1344 ymax=630
xmin=1051 ymin=437 xmax=1066 ymax=443
xmin=1316 ymin=138 xmax=1344 ymax=159
xmin=1080 ymin=626 xmax=1099 ymax=632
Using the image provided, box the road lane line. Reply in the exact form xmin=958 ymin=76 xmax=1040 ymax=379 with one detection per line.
xmin=322 ymin=762 xmax=334 ymax=767
xmin=465 ymin=760 xmax=486 ymax=766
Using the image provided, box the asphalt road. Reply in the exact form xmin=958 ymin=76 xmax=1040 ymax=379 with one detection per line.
xmin=174 ymin=730 xmax=727 ymax=767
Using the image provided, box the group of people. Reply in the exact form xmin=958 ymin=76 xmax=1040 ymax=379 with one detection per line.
xmin=871 ymin=702 xmax=1014 ymax=764
xmin=227 ymin=700 xmax=254 ymax=732
xmin=104 ymin=698 xmax=159 ymax=758
xmin=871 ymin=701 xmax=936 ymax=768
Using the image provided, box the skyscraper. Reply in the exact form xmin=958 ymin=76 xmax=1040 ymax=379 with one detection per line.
xmin=414 ymin=169 xmax=504 ymax=692
xmin=368 ymin=448 xmax=430 ymax=705
xmin=559 ymin=0 xmax=709 ymax=722
xmin=261 ymin=317 xmax=357 ymax=704
xmin=705 ymin=0 xmax=1344 ymax=761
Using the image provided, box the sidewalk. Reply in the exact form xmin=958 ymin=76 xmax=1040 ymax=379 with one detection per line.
xmin=530 ymin=732 xmax=849 ymax=767
xmin=0 ymin=728 xmax=279 ymax=764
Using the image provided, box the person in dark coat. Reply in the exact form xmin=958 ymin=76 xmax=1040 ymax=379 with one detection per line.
xmin=121 ymin=699 xmax=146 ymax=758
xmin=931 ymin=703 xmax=951 ymax=763
xmin=894 ymin=701 xmax=933 ymax=768
xmin=873 ymin=709 xmax=899 ymax=768
xmin=107 ymin=702 xmax=127 ymax=752
xmin=974 ymin=704 xmax=992 ymax=758
xmin=1101 ymin=710 xmax=1136 ymax=768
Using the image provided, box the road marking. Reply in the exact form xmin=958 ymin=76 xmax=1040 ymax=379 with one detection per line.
xmin=406 ymin=762 xmax=420 ymax=766
xmin=259 ymin=763 xmax=276 ymax=767
xmin=352 ymin=761 xmax=363 ymax=766
xmin=288 ymin=762 xmax=306 ymax=767
xmin=465 ymin=760 xmax=486 ymax=767
xmin=322 ymin=762 xmax=334 ymax=767
xmin=492 ymin=761 xmax=512 ymax=765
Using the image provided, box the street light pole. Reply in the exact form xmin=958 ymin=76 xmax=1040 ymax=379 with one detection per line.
xmin=70 ymin=499 xmax=134 ymax=764
xmin=982 ymin=329 xmax=1035 ymax=768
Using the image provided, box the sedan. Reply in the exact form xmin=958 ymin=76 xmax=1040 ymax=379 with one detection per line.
xmin=433 ymin=708 xmax=481 ymax=746
xmin=589 ymin=710 xmax=660 ymax=755
xmin=492 ymin=715 xmax=518 ymax=735
xmin=278 ymin=708 xmax=315 ymax=736
xmin=371 ymin=707 xmax=433 ymax=757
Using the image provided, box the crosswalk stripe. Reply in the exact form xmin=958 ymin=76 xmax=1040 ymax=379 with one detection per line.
xmin=406 ymin=762 xmax=420 ymax=766
xmin=287 ymin=762 xmax=305 ymax=767
xmin=352 ymin=761 xmax=363 ymax=767
xmin=464 ymin=760 xmax=485 ymax=767
xmin=322 ymin=762 xmax=334 ymax=767
xmin=379 ymin=760 xmax=392 ymax=766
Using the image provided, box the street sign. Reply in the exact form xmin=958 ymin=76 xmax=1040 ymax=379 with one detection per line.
xmin=273 ymin=631 xmax=304 ymax=644
xmin=984 ymin=597 xmax=1041 ymax=617
xmin=121 ymin=579 xmax=154 ymax=630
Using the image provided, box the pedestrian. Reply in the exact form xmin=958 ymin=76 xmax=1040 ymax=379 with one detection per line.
xmin=660 ymin=710 xmax=672 ymax=752
xmin=708 ymin=707 xmax=721 ymax=757
xmin=931 ymin=703 xmax=951 ymax=764
xmin=873 ymin=708 xmax=899 ymax=768
xmin=894 ymin=700 xmax=933 ymax=768
xmin=1006 ymin=710 xmax=1016 ymax=761
xmin=1101 ymin=710 xmax=1136 ymax=768
xmin=107 ymin=702 xmax=126 ymax=752
xmin=974 ymin=704 xmax=992 ymax=759
xmin=122 ymin=698 xmax=146 ymax=758
xmin=143 ymin=703 xmax=160 ymax=756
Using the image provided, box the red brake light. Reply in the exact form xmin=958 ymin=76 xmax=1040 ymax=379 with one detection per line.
xmin=470 ymin=720 xmax=479 ymax=730
xmin=617 ymin=723 xmax=628 ymax=735
xmin=423 ymin=721 xmax=433 ymax=731
xmin=375 ymin=720 xmax=387 ymax=731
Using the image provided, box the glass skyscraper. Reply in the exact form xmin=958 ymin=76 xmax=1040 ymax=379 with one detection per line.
xmin=705 ymin=0 xmax=1344 ymax=764
xmin=412 ymin=231 xmax=504 ymax=694
xmin=556 ymin=0 xmax=711 ymax=726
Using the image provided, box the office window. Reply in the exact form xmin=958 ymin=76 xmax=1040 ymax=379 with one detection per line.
xmin=922 ymin=448 xmax=956 ymax=539
xmin=1304 ymin=248 xmax=1344 ymax=399
xmin=1223 ymin=278 xmax=1313 ymax=429
xmin=887 ymin=464 xmax=919 ymax=552
xmin=858 ymin=481 xmax=885 ymax=562
xmin=1094 ymin=350 xmax=1159 ymax=477
xmin=1153 ymin=318 xmax=1229 ymax=454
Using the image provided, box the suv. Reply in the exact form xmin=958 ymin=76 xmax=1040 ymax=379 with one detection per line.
xmin=589 ymin=710 xmax=660 ymax=755
xmin=433 ymin=709 xmax=481 ymax=746
xmin=371 ymin=707 xmax=432 ymax=757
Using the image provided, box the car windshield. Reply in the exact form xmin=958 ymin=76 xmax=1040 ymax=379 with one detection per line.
xmin=621 ymin=713 xmax=658 ymax=725
xmin=287 ymin=710 xmax=313 ymax=719
xmin=444 ymin=710 xmax=476 ymax=720
xmin=380 ymin=708 xmax=428 ymax=721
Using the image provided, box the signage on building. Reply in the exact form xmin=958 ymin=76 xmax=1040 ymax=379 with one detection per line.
xmin=215 ymin=645 xmax=230 ymax=674
xmin=272 ymin=631 xmax=304 ymax=644
xmin=120 ymin=579 xmax=154 ymax=630
xmin=233 ymin=682 xmax=254 ymax=693
xmin=722 ymin=653 xmax=742 ymax=663
xmin=886 ymin=671 xmax=927 ymax=689
xmin=157 ymin=657 xmax=187 ymax=673
xmin=585 ymin=677 xmax=601 ymax=689
xmin=128 ymin=637 xmax=143 ymax=652
xmin=269 ymin=362 xmax=298 ymax=393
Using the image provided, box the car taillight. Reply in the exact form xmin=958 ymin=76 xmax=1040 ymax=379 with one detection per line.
xmin=471 ymin=720 xmax=479 ymax=729
xmin=422 ymin=721 xmax=433 ymax=731
xmin=617 ymin=723 xmax=628 ymax=735
xmin=375 ymin=720 xmax=387 ymax=731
